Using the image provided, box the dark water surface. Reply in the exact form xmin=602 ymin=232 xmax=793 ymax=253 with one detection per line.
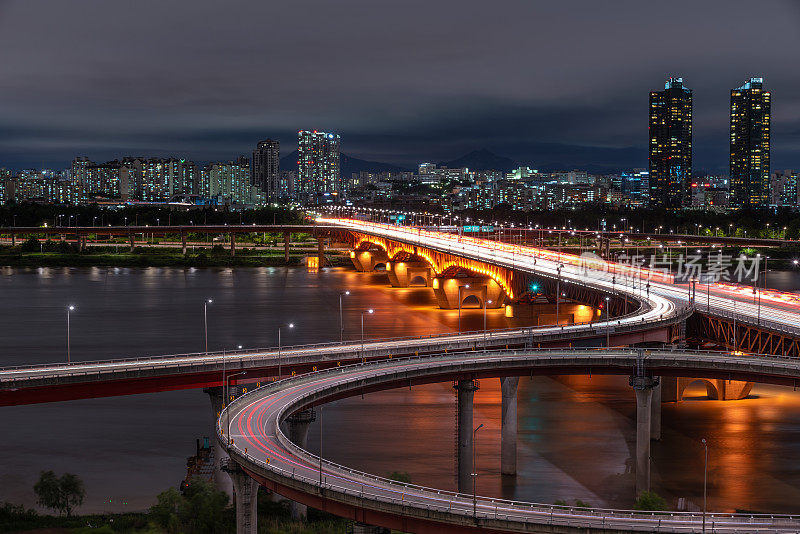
xmin=2 ymin=266 xmax=800 ymax=514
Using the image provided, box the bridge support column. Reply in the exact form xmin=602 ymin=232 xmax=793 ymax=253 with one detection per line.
xmin=129 ymin=233 xmax=135 ymax=252
xmin=286 ymin=409 xmax=316 ymax=520
xmin=181 ymin=232 xmax=187 ymax=255
xmin=454 ymin=379 xmax=479 ymax=492
xmin=230 ymin=234 xmax=236 ymax=257
xmin=11 ymin=233 xmax=16 ymax=247
xmin=284 ymin=232 xmax=290 ymax=264
xmin=500 ymin=376 xmax=519 ymax=475
xmin=317 ymin=238 xmax=325 ymax=268
xmin=205 ymin=388 xmax=234 ymax=498
xmin=651 ymin=378 xmax=661 ymax=441
xmin=222 ymin=459 xmax=258 ymax=534
xmin=630 ymin=375 xmax=659 ymax=497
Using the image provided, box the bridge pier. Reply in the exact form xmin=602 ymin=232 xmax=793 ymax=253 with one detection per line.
xmin=386 ymin=261 xmax=432 ymax=287
xmin=350 ymin=248 xmax=389 ymax=272
xmin=432 ymin=277 xmax=505 ymax=309
xmin=651 ymin=378 xmax=661 ymax=441
xmin=129 ymin=233 xmax=135 ymax=252
xmin=286 ymin=409 xmax=316 ymax=520
xmin=222 ymin=458 xmax=258 ymax=534
xmin=317 ymin=238 xmax=325 ymax=268
xmin=11 ymin=233 xmax=15 ymax=247
xmin=284 ymin=232 xmax=290 ymax=264
xmin=181 ymin=232 xmax=187 ymax=255
xmin=500 ymin=376 xmax=519 ymax=476
xmin=205 ymin=387 xmax=234 ymax=498
xmin=230 ymin=234 xmax=236 ymax=257
xmin=629 ymin=375 xmax=659 ymax=497
xmin=454 ymin=379 xmax=479 ymax=492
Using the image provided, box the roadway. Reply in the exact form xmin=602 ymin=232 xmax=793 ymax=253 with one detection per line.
xmin=222 ymin=347 xmax=800 ymax=533
xmin=326 ymin=218 xmax=800 ymax=339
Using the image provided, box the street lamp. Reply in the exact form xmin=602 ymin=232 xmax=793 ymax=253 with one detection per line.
xmin=339 ymin=291 xmax=350 ymax=343
xmin=225 ymin=371 xmax=247 ymax=449
xmin=483 ymin=299 xmax=492 ymax=345
xmin=702 ymin=438 xmax=708 ymax=534
xmin=361 ymin=309 xmax=373 ymax=362
xmin=67 ymin=305 xmax=75 ymax=364
xmin=458 ymin=284 xmax=470 ymax=331
xmin=472 ymin=423 xmax=484 ymax=518
xmin=278 ymin=322 xmax=295 ymax=379
xmin=604 ymin=297 xmax=610 ymax=347
xmin=204 ymin=299 xmax=213 ymax=356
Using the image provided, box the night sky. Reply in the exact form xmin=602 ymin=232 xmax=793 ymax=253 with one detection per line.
xmin=1 ymin=0 xmax=799 ymax=173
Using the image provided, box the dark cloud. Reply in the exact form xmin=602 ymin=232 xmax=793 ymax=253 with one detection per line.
xmin=0 ymin=0 xmax=799 ymax=171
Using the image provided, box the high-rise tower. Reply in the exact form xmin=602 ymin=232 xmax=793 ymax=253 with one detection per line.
xmin=297 ymin=130 xmax=340 ymax=202
xmin=251 ymin=139 xmax=281 ymax=200
xmin=730 ymin=78 xmax=771 ymax=209
xmin=648 ymin=77 xmax=693 ymax=209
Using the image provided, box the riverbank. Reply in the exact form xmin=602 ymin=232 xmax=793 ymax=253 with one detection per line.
xmin=0 ymin=498 xmax=349 ymax=534
xmin=0 ymin=245 xmax=352 ymax=268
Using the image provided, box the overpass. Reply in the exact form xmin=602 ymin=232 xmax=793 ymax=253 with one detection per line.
xmin=4 ymin=218 xmax=800 ymax=531
xmin=221 ymin=347 xmax=800 ymax=534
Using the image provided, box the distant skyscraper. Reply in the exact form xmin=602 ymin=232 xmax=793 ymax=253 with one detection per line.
xmin=251 ymin=139 xmax=281 ymax=199
xmin=297 ymin=130 xmax=340 ymax=201
xmin=729 ymin=77 xmax=771 ymax=209
xmin=648 ymin=77 xmax=692 ymax=210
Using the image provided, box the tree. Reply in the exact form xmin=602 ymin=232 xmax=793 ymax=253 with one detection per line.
xmin=150 ymin=480 xmax=230 ymax=534
xmin=634 ymin=490 xmax=668 ymax=511
xmin=33 ymin=471 xmax=85 ymax=516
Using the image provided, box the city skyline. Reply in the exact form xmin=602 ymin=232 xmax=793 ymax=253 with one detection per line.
xmin=1 ymin=1 xmax=799 ymax=172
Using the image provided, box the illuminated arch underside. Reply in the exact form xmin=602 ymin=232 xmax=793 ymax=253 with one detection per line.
xmin=352 ymin=233 xmax=514 ymax=299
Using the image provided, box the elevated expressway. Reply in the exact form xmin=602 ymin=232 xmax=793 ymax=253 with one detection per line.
xmin=222 ymin=348 xmax=800 ymax=533
xmin=327 ymin=218 xmax=800 ymax=357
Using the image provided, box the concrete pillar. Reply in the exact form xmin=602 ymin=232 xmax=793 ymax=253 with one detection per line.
xmin=129 ymin=233 xmax=135 ymax=252
xmin=223 ymin=460 xmax=258 ymax=534
xmin=500 ymin=376 xmax=520 ymax=475
xmin=454 ymin=379 xmax=479 ymax=492
xmin=205 ymin=388 xmax=234 ymax=498
xmin=284 ymin=232 xmax=290 ymax=264
xmin=181 ymin=232 xmax=187 ymax=255
xmin=651 ymin=377 xmax=661 ymax=441
xmin=230 ymin=234 xmax=236 ymax=257
xmin=629 ymin=375 xmax=658 ymax=496
xmin=11 ymin=233 xmax=16 ymax=247
xmin=317 ymin=238 xmax=325 ymax=268
xmin=286 ymin=409 xmax=316 ymax=520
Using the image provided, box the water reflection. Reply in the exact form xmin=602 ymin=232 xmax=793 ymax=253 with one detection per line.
xmin=1 ymin=267 xmax=800 ymax=514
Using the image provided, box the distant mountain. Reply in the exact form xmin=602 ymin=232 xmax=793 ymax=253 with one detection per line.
xmin=279 ymin=150 xmax=410 ymax=176
xmin=438 ymin=149 xmax=518 ymax=173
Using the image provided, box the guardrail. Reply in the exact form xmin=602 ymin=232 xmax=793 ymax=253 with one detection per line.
xmin=219 ymin=347 xmax=800 ymax=532
xmin=0 ymin=305 xmax=692 ymax=386
xmin=700 ymin=305 xmax=800 ymax=338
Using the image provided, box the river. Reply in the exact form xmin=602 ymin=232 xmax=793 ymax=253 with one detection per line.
xmin=2 ymin=265 xmax=800 ymax=514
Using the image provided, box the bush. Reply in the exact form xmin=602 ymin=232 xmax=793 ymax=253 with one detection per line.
xmin=19 ymin=237 xmax=40 ymax=252
xmin=634 ymin=490 xmax=668 ymax=511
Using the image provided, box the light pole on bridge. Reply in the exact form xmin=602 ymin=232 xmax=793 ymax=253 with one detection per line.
xmin=204 ymin=299 xmax=213 ymax=356
xmin=702 ymin=438 xmax=708 ymax=534
xmin=361 ymin=309 xmax=373 ymax=362
xmin=225 ymin=371 xmax=247 ymax=450
xmin=67 ymin=305 xmax=75 ymax=364
xmin=339 ymin=290 xmax=350 ymax=343
xmin=458 ymin=284 xmax=470 ymax=332
xmin=278 ymin=322 xmax=295 ymax=379
xmin=472 ymin=423 xmax=484 ymax=518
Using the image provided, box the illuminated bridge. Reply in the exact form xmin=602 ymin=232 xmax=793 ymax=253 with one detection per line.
xmin=4 ymin=219 xmax=800 ymax=532
xmin=222 ymin=347 xmax=800 ymax=533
